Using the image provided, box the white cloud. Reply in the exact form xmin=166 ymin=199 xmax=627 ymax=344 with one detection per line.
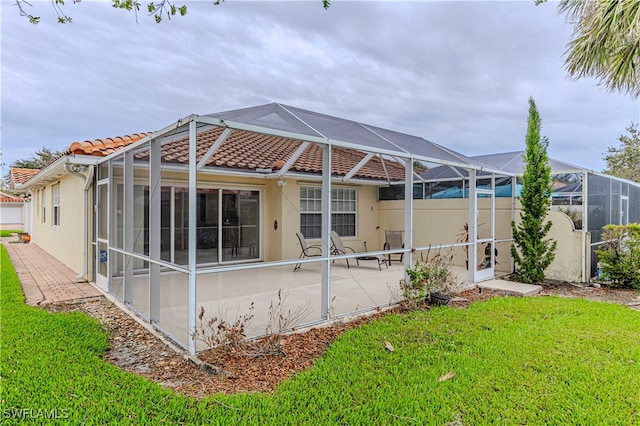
xmin=2 ymin=1 xmax=638 ymax=172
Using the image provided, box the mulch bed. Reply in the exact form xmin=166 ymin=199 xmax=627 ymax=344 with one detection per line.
xmin=44 ymin=281 xmax=640 ymax=398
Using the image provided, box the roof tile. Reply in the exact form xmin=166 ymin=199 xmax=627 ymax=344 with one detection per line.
xmin=0 ymin=191 xmax=23 ymax=203
xmin=10 ymin=168 xmax=40 ymax=185
xmin=13 ymin=127 xmax=408 ymax=186
xmin=68 ymin=132 xmax=153 ymax=156
xmin=131 ymin=127 xmax=407 ymax=181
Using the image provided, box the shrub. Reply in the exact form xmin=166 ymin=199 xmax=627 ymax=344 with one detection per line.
xmin=595 ymin=223 xmax=640 ymax=289
xmin=194 ymin=290 xmax=311 ymax=356
xmin=510 ymin=97 xmax=557 ymax=285
xmin=400 ymin=248 xmax=456 ymax=308
xmin=194 ymin=303 xmax=255 ymax=352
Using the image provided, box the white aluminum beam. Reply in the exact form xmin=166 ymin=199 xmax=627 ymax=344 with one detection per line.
xmin=98 ymin=115 xmax=194 ymax=163
xmin=195 ymin=115 xmax=328 ymax=146
xmin=321 ymin=144 xmax=332 ymax=320
xmin=187 ymin=120 xmax=198 ymax=355
xmin=468 ymin=169 xmax=477 ymax=283
xmin=149 ymin=140 xmax=161 ymax=323
xmin=404 ymin=156 xmax=414 ymax=274
xmin=279 ymin=104 xmax=328 ymax=139
xmin=449 ymin=165 xmax=466 ymax=179
xmin=197 ymin=114 xmax=500 ymax=174
xmin=196 ymin=128 xmax=232 ymax=171
xmin=344 ymin=152 xmax=374 ymax=182
xmin=279 ymin=141 xmax=310 ymax=175
xmin=124 ymin=150 xmax=134 ymax=304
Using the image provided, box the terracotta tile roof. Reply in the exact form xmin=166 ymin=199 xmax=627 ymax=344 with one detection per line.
xmin=136 ymin=127 xmax=408 ymax=181
xmin=10 ymin=168 xmax=40 ymax=185
xmin=67 ymin=132 xmax=153 ymax=156
xmin=0 ymin=192 xmax=23 ymax=203
xmin=14 ymin=128 xmax=407 ymax=184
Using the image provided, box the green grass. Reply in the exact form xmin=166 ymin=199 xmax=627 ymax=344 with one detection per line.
xmin=2 ymin=242 xmax=640 ymax=424
xmin=0 ymin=230 xmax=22 ymax=237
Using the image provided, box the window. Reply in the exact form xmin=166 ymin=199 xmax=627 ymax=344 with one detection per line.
xmin=53 ymin=184 xmax=60 ymax=226
xmin=300 ymin=186 xmax=356 ymax=238
xmin=41 ymin=189 xmax=46 ymax=223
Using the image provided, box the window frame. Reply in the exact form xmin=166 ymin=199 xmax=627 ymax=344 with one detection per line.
xmin=299 ymin=185 xmax=357 ymax=238
xmin=41 ymin=188 xmax=46 ymax=223
xmin=52 ymin=183 xmax=60 ymax=227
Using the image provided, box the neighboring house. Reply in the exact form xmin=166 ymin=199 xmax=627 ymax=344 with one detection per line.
xmin=0 ymin=191 xmax=26 ymax=229
xmin=12 ymin=103 xmax=515 ymax=354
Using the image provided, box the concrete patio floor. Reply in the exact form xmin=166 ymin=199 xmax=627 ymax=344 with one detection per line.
xmin=2 ymin=235 xmax=538 ymax=352
xmin=112 ymin=259 xmax=414 ymax=349
xmin=108 ymin=259 xmax=488 ymax=350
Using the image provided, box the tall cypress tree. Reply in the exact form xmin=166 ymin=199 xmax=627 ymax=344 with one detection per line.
xmin=511 ymin=97 xmax=557 ymax=284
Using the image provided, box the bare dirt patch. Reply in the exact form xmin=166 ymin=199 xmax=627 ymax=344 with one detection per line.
xmin=44 ymin=281 xmax=640 ymax=398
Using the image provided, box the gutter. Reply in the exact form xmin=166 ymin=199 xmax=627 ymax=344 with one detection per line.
xmin=65 ymin=162 xmax=95 ymax=281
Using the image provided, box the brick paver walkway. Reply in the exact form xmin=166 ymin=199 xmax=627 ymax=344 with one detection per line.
xmin=2 ymin=237 xmax=103 ymax=305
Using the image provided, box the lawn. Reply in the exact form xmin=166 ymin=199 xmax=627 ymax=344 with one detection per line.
xmin=2 ymin=243 xmax=640 ymax=424
xmin=0 ymin=230 xmax=22 ymax=237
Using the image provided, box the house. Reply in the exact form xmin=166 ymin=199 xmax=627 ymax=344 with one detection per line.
xmin=0 ymin=190 xmax=26 ymax=229
xmin=12 ymin=103 xmax=516 ymax=354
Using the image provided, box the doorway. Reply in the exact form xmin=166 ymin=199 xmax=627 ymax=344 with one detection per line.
xmin=474 ymin=185 xmax=495 ymax=282
xmin=95 ymin=181 xmax=109 ymax=290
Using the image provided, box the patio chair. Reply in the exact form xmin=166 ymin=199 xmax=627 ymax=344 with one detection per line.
xmin=359 ymin=241 xmax=388 ymax=271
xmin=330 ymin=231 xmax=357 ymax=268
xmin=329 ymin=231 xmax=387 ymax=270
xmin=293 ymin=232 xmax=322 ymax=272
xmin=383 ymin=230 xmax=404 ymax=265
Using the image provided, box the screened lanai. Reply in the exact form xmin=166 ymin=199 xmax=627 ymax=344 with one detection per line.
xmin=94 ymin=103 xmax=513 ymax=354
xmin=409 ymin=150 xmax=640 ymax=281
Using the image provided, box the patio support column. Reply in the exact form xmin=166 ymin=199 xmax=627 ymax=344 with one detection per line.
xmin=510 ymin=176 xmax=516 ymax=275
xmin=468 ymin=169 xmax=477 ymax=283
xmin=124 ymin=150 xmax=134 ymax=304
xmin=149 ymin=138 xmax=161 ymax=323
xmin=170 ymin=187 xmax=175 ymax=264
xmin=187 ymin=118 xmax=198 ymax=355
xmin=581 ymin=171 xmax=588 ymax=283
xmin=491 ymin=174 xmax=496 ymax=270
xmin=321 ymin=143 xmax=332 ymax=320
xmin=403 ymin=156 xmax=414 ymax=274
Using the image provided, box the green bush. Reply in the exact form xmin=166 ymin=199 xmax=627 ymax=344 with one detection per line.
xmin=401 ymin=249 xmax=456 ymax=307
xmin=0 ymin=229 xmax=23 ymax=237
xmin=595 ymin=223 xmax=640 ymax=289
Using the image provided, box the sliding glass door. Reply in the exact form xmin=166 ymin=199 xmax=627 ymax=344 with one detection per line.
xmin=221 ymin=189 xmax=259 ymax=262
xmin=159 ymin=186 xmax=260 ymax=266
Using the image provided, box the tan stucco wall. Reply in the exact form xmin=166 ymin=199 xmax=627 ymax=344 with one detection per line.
xmin=377 ymin=198 xmax=587 ymax=282
xmin=546 ymin=211 xmax=585 ymax=282
xmin=378 ymin=198 xmax=514 ymax=272
xmin=262 ymin=179 xmax=283 ymax=262
xmin=30 ymin=165 xmax=588 ymax=283
xmin=279 ymin=181 xmax=380 ymax=261
xmin=30 ymin=174 xmax=87 ymax=275
xmin=512 ymin=207 xmax=586 ymax=283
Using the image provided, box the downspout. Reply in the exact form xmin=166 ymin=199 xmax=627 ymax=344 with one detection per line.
xmin=65 ymin=163 xmax=95 ymax=281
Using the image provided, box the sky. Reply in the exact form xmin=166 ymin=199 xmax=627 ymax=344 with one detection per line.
xmin=2 ymin=0 xmax=638 ymax=173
